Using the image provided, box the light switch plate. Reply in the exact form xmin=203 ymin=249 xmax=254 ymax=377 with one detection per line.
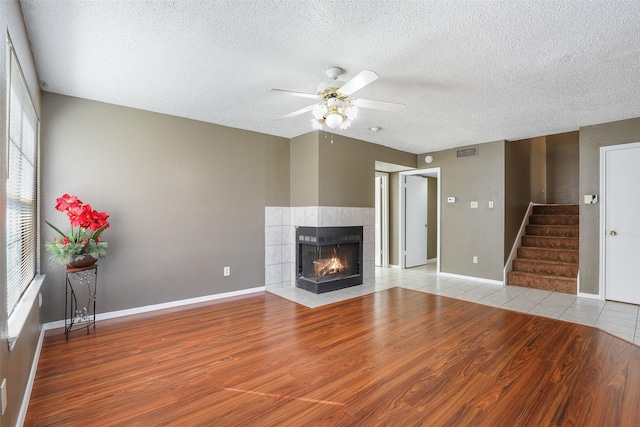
xmin=584 ymin=195 xmax=598 ymax=204
xmin=470 ymin=201 xmax=478 ymax=208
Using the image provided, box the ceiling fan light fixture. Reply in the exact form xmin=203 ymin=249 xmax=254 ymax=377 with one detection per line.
xmin=311 ymin=118 xmax=324 ymax=130
xmin=345 ymin=105 xmax=358 ymax=120
xmin=312 ymin=104 xmax=327 ymax=120
xmin=325 ymin=112 xmax=344 ymax=129
xmin=339 ymin=119 xmax=352 ymax=130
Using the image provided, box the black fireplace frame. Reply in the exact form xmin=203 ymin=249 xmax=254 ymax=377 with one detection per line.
xmin=295 ymin=226 xmax=363 ymax=294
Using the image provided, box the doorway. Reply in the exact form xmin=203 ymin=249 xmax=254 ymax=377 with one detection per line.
xmin=399 ymin=168 xmax=441 ymax=272
xmin=601 ymin=142 xmax=640 ymax=304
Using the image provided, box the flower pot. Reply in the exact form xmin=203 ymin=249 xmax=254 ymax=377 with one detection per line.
xmin=67 ymin=255 xmax=97 ymax=269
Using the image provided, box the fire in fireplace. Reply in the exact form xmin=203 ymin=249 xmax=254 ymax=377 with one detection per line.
xmin=296 ymin=226 xmax=363 ymax=293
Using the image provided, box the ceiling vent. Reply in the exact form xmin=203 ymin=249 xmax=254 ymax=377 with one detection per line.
xmin=457 ymin=147 xmax=477 ymax=158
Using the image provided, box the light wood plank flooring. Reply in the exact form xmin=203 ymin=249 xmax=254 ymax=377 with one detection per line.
xmin=26 ymin=288 xmax=640 ymax=426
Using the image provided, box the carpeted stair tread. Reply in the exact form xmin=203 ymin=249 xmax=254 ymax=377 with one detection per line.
xmin=532 ymin=204 xmax=579 ymax=215
xmin=507 ymin=271 xmax=576 ymax=293
xmin=513 ymin=258 xmax=578 ymax=277
xmin=529 ymin=215 xmax=579 ymax=226
xmin=517 ymin=246 xmax=579 ymax=263
xmin=508 ymin=204 xmax=579 ymax=294
xmin=525 ymin=224 xmax=579 ymax=237
xmin=521 ymin=235 xmax=579 ymax=250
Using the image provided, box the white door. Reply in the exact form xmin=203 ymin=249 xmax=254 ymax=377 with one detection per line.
xmin=603 ymin=143 xmax=640 ymax=304
xmin=405 ymin=175 xmax=428 ymax=268
xmin=375 ymin=176 xmax=382 ymax=266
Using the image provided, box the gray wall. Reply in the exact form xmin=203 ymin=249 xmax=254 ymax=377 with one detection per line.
xmin=419 ymin=141 xmax=506 ymax=281
xmin=40 ymin=93 xmax=290 ymax=324
xmin=546 ymin=131 xmax=579 ymax=204
xmin=1 ymin=2 xmax=44 ymax=426
xmin=579 ymin=117 xmax=640 ymax=295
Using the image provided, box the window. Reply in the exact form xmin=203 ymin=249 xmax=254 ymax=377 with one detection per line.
xmin=6 ymin=43 xmax=39 ymax=316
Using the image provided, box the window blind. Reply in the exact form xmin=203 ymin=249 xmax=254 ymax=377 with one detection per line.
xmin=6 ymin=45 xmax=39 ymax=316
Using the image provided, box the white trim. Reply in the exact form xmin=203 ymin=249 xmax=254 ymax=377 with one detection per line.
xmin=578 ymin=291 xmax=603 ymax=300
xmin=43 ymin=286 xmax=265 ymax=331
xmin=599 ymin=141 xmax=640 ymax=302
xmin=375 ymin=171 xmax=390 ymax=268
xmin=503 ymin=202 xmax=537 ymax=284
xmin=16 ymin=327 xmax=45 ymax=427
xmin=439 ymin=271 xmax=504 ymax=286
xmin=8 ymin=275 xmax=45 ymax=351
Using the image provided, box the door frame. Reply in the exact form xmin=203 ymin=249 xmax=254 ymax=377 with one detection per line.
xmin=375 ymin=171 xmax=390 ymax=268
xmin=399 ymin=167 xmax=441 ymax=272
xmin=599 ymin=141 xmax=640 ymax=301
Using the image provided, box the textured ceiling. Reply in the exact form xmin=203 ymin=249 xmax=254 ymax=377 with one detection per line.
xmin=19 ymin=0 xmax=640 ymax=154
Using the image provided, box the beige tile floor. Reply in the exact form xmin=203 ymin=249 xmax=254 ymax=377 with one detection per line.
xmin=268 ymin=263 xmax=640 ymax=345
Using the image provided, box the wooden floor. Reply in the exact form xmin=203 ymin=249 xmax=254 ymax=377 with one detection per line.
xmin=26 ymin=288 xmax=640 ymax=426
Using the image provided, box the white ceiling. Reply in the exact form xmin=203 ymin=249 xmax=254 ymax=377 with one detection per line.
xmin=19 ymin=0 xmax=640 ymax=154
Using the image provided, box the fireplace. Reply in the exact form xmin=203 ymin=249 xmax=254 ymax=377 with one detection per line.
xmin=296 ymin=226 xmax=363 ymax=293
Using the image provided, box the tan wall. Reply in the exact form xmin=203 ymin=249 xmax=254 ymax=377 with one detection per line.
xmin=546 ymin=131 xmax=579 ymax=204
xmin=40 ymin=93 xmax=290 ymax=324
xmin=419 ymin=141 xmax=506 ymax=281
xmin=427 ymin=178 xmax=438 ymax=259
xmin=579 ymin=117 xmax=640 ymax=295
xmin=290 ymin=132 xmax=319 ymax=207
xmin=318 ymin=133 xmax=415 ymax=207
xmin=505 ymin=139 xmax=532 ymax=260
xmin=389 ymin=173 xmax=401 ymax=265
xmin=1 ymin=1 xmax=44 ymax=425
xmin=530 ymin=137 xmax=547 ymax=203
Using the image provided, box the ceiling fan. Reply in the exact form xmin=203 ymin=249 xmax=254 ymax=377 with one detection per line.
xmin=271 ymin=67 xmax=405 ymax=131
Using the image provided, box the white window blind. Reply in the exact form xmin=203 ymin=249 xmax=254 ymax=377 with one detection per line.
xmin=6 ymin=45 xmax=39 ymax=316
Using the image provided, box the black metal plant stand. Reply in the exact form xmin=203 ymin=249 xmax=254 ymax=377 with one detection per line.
xmin=65 ymin=264 xmax=97 ymax=340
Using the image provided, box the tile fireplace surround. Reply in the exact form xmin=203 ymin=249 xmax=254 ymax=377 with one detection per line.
xmin=265 ymin=206 xmax=375 ymax=290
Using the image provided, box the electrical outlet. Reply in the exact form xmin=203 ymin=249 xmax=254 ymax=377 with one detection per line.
xmin=488 ymin=201 xmax=494 ymax=208
xmin=473 ymin=256 xmax=478 ymax=264
xmin=223 ymin=266 xmax=230 ymax=277
xmin=470 ymin=201 xmax=478 ymax=208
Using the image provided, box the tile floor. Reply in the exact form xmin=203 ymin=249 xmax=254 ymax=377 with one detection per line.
xmin=268 ymin=263 xmax=640 ymax=345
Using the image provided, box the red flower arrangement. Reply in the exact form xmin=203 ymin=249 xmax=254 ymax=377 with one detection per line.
xmin=45 ymin=194 xmax=110 ymax=266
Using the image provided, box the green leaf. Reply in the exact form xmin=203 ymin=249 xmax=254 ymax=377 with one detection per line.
xmin=91 ymin=223 xmax=109 ymax=241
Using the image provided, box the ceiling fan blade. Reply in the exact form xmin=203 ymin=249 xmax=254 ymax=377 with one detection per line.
xmin=277 ymin=104 xmax=315 ymax=120
xmin=352 ymin=98 xmax=405 ymax=112
xmin=270 ymin=88 xmax=320 ymax=100
xmin=337 ymin=70 xmax=379 ymax=96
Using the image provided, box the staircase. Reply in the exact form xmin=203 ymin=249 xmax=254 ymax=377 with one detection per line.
xmin=507 ymin=204 xmax=579 ymax=294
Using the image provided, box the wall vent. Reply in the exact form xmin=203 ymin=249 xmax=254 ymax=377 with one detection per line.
xmin=457 ymin=147 xmax=477 ymax=158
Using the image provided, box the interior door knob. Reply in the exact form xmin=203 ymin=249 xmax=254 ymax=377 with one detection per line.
xmin=610 ymin=230 xmax=617 ymax=236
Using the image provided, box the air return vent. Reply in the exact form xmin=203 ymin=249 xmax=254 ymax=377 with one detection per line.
xmin=457 ymin=147 xmax=477 ymax=158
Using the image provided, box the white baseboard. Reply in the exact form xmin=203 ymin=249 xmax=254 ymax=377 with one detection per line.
xmin=439 ymin=272 xmax=504 ymax=286
xmin=577 ymin=291 xmax=603 ymax=300
xmin=17 ymin=327 xmax=45 ymax=427
xmin=43 ymin=286 xmax=266 ymax=331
